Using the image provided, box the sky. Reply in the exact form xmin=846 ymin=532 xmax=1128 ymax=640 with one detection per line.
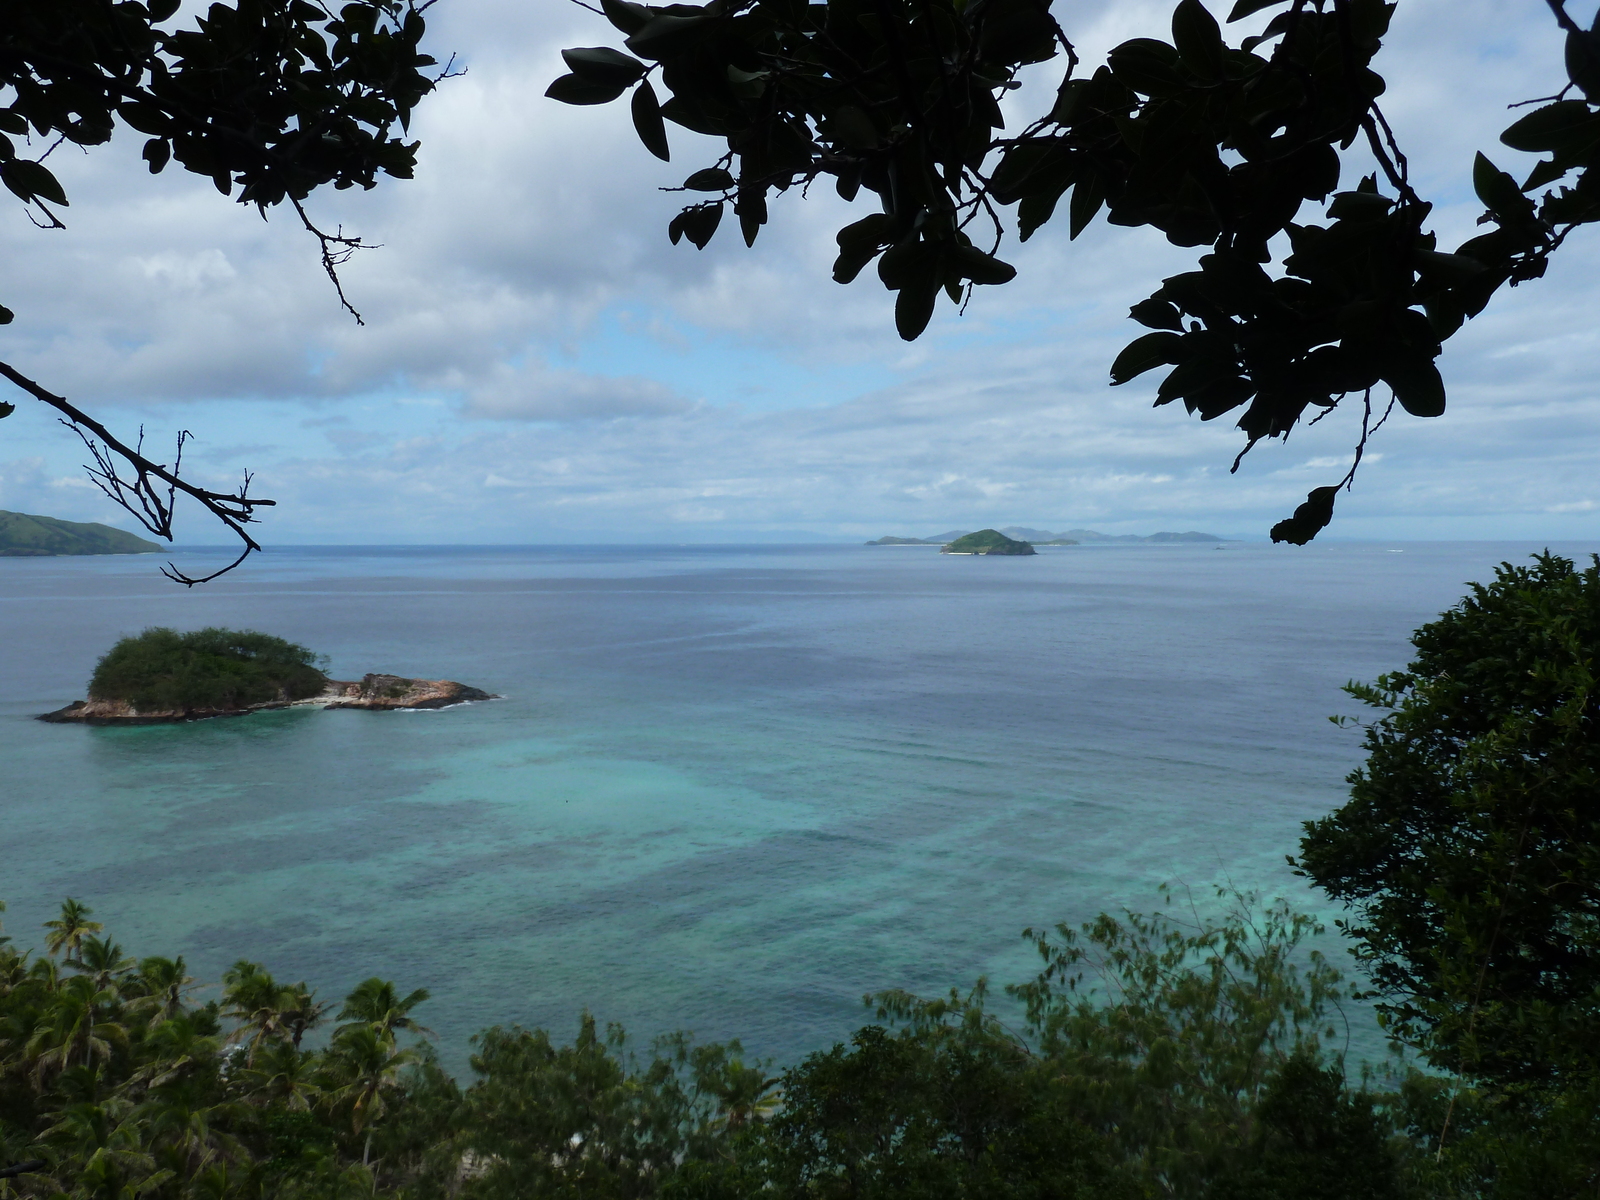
xmin=1 ymin=0 xmax=1597 ymax=544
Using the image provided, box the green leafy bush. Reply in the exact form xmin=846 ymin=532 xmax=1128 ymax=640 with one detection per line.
xmin=1298 ymin=553 xmax=1600 ymax=1089
xmin=87 ymin=626 xmax=327 ymax=711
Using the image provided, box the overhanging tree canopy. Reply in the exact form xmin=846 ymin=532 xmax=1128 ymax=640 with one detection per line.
xmin=0 ymin=0 xmax=444 ymax=581
xmin=552 ymin=0 xmax=1600 ymax=543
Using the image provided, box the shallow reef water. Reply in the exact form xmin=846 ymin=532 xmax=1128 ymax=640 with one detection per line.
xmin=5 ymin=539 xmax=1593 ymax=1068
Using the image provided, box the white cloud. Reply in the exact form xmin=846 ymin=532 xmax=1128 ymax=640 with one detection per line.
xmin=462 ymin=362 xmax=696 ymax=421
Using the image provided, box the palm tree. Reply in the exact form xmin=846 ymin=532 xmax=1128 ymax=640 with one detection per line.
xmin=43 ymin=900 xmax=103 ymax=964
xmin=322 ymin=1025 xmax=419 ymax=1166
xmin=0 ymin=946 xmax=28 ymax=997
xmin=334 ymin=978 xmax=432 ymax=1046
xmin=712 ymin=1060 xmax=780 ymax=1132
xmin=238 ymin=1039 xmax=323 ymax=1112
xmin=53 ymin=1063 xmax=110 ymax=1106
xmin=220 ymin=961 xmax=284 ymax=1062
xmin=135 ymin=1075 xmax=246 ymax=1180
xmin=182 ymin=1160 xmax=255 ymax=1200
xmin=41 ymin=1098 xmax=173 ymax=1200
xmin=67 ymin=937 xmax=135 ymax=995
xmin=140 ymin=1014 xmax=220 ymax=1082
xmin=277 ymin=982 xmax=331 ymax=1050
xmin=127 ymin=956 xmax=197 ymax=1025
xmin=220 ymin=961 xmax=332 ymax=1060
xmin=25 ymin=976 xmax=127 ymax=1080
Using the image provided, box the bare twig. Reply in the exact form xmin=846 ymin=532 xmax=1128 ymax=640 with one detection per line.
xmin=1326 ymin=388 xmax=1396 ymax=494
xmin=433 ymin=51 xmax=467 ymax=83
xmin=1509 ymin=83 xmax=1575 ymax=108
xmin=0 ymin=360 xmax=274 ymax=585
xmin=288 ymin=196 xmax=373 ymax=325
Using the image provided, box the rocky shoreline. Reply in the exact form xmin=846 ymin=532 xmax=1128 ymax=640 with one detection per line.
xmin=38 ymin=673 xmax=495 ymax=725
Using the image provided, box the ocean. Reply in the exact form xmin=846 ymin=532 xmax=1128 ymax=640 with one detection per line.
xmin=3 ymin=539 xmax=1591 ymax=1069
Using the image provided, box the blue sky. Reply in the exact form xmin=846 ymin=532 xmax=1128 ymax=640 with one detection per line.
xmin=1 ymin=0 xmax=1597 ymax=543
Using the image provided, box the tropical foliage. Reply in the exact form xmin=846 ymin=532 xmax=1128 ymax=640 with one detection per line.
xmin=1296 ymin=551 xmax=1600 ymax=1193
xmin=0 ymin=892 xmax=1465 ymax=1200
xmin=1300 ymin=553 xmax=1600 ymax=1088
xmin=87 ymin=628 xmax=327 ymax=713
xmin=1 ymin=897 xmax=439 ymax=1199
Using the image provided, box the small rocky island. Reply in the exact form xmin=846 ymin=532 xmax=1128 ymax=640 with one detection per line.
xmin=940 ymin=529 xmax=1036 ymax=556
xmin=40 ymin=627 xmax=493 ymax=725
xmin=868 ymin=525 xmax=1223 ymax=545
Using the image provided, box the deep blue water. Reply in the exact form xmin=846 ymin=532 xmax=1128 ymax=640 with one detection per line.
xmin=4 ymin=540 xmax=1594 ymax=1068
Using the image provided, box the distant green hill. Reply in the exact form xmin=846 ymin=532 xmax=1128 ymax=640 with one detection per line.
xmin=865 ymin=532 xmax=971 ymax=544
xmin=0 ymin=509 xmax=161 ymax=557
xmin=1050 ymin=528 xmax=1224 ymax=543
xmin=941 ymin=529 xmax=1036 ymax=556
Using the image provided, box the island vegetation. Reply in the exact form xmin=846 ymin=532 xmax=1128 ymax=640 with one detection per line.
xmin=85 ymin=627 xmax=328 ymax=715
xmin=941 ymin=529 xmax=1036 ymax=555
xmin=0 ymin=511 xmax=160 ymax=558
xmin=7 ymin=555 xmax=1594 ymax=1196
xmin=37 ymin=628 xmax=493 ymax=724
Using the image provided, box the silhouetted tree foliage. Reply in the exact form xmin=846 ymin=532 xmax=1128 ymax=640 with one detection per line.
xmin=0 ymin=0 xmax=446 ymax=581
xmin=553 ymin=0 xmax=1600 ymax=541
xmin=88 ymin=626 xmax=327 ymax=711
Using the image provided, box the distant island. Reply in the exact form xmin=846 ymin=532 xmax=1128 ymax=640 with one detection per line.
xmin=941 ymin=529 xmax=1036 ymax=556
xmin=0 ymin=509 xmax=161 ymax=556
xmin=867 ymin=525 xmax=1223 ymax=546
xmin=40 ymin=626 xmax=493 ymax=724
xmin=865 ymin=530 xmax=986 ymax=545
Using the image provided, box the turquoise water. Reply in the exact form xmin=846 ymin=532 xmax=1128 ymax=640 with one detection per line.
xmin=4 ymin=540 xmax=1593 ymax=1067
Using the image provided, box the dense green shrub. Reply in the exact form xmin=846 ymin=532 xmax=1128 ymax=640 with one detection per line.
xmin=1289 ymin=551 xmax=1600 ymax=1194
xmin=87 ymin=626 xmax=327 ymax=711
